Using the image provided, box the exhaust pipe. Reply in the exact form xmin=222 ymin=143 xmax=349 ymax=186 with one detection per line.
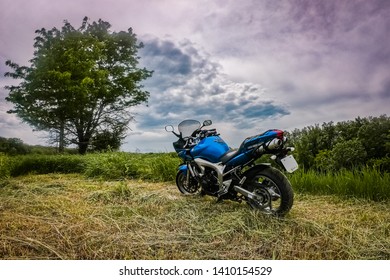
xmin=234 ymin=185 xmax=256 ymax=200
xmin=254 ymin=137 xmax=283 ymax=156
xmin=266 ymin=138 xmax=282 ymax=150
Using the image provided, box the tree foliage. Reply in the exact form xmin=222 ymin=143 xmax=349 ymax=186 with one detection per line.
xmin=5 ymin=17 xmax=152 ymax=154
xmin=289 ymin=115 xmax=390 ymax=172
xmin=331 ymin=139 xmax=367 ymax=170
xmin=90 ymin=126 xmax=126 ymax=152
xmin=0 ymin=137 xmax=30 ymax=155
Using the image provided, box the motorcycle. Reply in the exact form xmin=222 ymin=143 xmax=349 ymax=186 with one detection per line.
xmin=165 ymin=120 xmax=298 ymax=217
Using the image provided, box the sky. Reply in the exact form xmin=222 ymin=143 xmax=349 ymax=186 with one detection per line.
xmin=0 ymin=0 xmax=389 ymax=152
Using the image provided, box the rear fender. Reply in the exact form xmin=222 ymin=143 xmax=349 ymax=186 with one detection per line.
xmin=242 ymin=163 xmax=271 ymax=179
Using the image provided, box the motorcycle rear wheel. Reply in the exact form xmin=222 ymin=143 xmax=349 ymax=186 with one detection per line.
xmin=176 ymin=170 xmax=200 ymax=195
xmin=243 ymin=166 xmax=294 ymax=217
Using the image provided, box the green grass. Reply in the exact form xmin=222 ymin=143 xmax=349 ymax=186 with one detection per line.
xmin=9 ymin=154 xmax=86 ymax=177
xmin=1 ymin=174 xmax=389 ymax=259
xmin=289 ymin=168 xmax=390 ymax=201
xmin=1 ymin=152 xmax=389 ymax=201
xmin=0 ymin=154 xmax=10 ymax=179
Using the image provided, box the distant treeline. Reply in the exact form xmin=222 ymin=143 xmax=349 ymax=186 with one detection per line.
xmin=0 ymin=137 xmax=78 ymax=155
xmin=288 ymin=114 xmax=390 ymax=172
xmin=1 ymin=114 xmax=389 ymax=172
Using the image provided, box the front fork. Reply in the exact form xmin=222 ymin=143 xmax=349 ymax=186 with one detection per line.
xmin=186 ymin=163 xmax=191 ymax=186
xmin=178 ymin=162 xmax=196 ymax=187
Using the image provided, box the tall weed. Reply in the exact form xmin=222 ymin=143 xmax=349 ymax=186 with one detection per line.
xmin=0 ymin=153 xmax=11 ymax=179
xmin=9 ymin=155 xmax=85 ymax=176
xmin=4 ymin=152 xmax=389 ymax=201
xmin=83 ymin=152 xmax=142 ymax=179
xmin=149 ymin=153 xmax=179 ymax=181
xmin=83 ymin=152 xmax=180 ymax=181
xmin=289 ymin=167 xmax=390 ymax=201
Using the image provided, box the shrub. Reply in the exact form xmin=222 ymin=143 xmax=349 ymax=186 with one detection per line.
xmin=331 ymin=139 xmax=367 ymax=170
xmin=368 ymin=157 xmax=390 ymax=172
xmin=10 ymin=155 xmax=85 ymax=176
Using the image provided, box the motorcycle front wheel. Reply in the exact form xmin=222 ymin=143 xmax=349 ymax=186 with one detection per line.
xmin=243 ymin=166 xmax=294 ymax=217
xmin=176 ymin=170 xmax=200 ymax=195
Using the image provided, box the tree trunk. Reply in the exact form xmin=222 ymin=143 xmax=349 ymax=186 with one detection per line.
xmin=77 ymin=137 xmax=89 ymax=155
xmin=59 ymin=122 xmax=65 ymax=153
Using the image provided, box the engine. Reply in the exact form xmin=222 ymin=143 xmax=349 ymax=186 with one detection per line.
xmin=200 ymin=168 xmax=219 ymax=194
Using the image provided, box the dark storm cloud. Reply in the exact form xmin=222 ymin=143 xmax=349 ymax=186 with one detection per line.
xmin=379 ymin=79 xmax=390 ymax=99
xmin=137 ymin=36 xmax=289 ymax=129
xmin=0 ymin=0 xmax=389 ymax=151
xmin=195 ymin=0 xmax=390 ymax=112
xmin=142 ymin=38 xmax=192 ymax=75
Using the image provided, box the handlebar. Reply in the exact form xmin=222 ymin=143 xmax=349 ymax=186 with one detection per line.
xmin=182 ymin=128 xmax=219 ymax=148
xmin=192 ymin=128 xmax=218 ymax=138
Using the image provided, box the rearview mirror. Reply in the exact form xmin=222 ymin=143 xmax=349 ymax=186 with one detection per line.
xmin=203 ymin=120 xmax=212 ymax=126
xmin=165 ymin=125 xmax=174 ymax=132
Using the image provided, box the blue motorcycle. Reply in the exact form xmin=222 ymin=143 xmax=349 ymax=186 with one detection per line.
xmin=165 ymin=119 xmax=298 ymax=216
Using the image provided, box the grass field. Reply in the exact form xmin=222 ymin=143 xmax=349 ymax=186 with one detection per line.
xmin=2 ymin=152 xmax=390 ymax=200
xmin=1 ymin=173 xmax=389 ymax=260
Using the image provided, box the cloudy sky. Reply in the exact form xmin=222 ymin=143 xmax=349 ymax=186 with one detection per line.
xmin=1 ymin=0 xmax=389 ymax=152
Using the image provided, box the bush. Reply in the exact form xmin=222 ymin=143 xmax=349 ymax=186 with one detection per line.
xmin=314 ymin=149 xmax=334 ymax=172
xmin=331 ymin=139 xmax=367 ymax=170
xmin=10 ymin=155 xmax=86 ymax=176
xmin=368 ymin=157 xmax=390 ymax=172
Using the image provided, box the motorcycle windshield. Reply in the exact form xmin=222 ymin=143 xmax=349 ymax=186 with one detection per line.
xmin=178 ymin=119 xmax=201 ymax=137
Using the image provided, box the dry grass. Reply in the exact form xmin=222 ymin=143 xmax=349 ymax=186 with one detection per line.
xmin=0 ymin=174 xmax=389 ymax=260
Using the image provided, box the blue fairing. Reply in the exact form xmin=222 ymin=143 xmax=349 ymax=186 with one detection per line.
xmin=239 ymin=130 xmax=280 ymax=152
xmin=225 ymin=130 xmax=283 ymax=167
xmin=174 ymin=127 xmax=283 ymax=171
xmin=190 ymin=136 xmax=229 ymax=163
xmin=225 ymin=151 xmax=252 ymax=167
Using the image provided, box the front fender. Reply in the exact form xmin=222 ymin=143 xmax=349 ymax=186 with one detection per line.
xmin=178 ymin=164 xmax=187 ymax=175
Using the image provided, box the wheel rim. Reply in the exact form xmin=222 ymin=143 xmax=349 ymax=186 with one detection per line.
xmin=247 ymin=175 xmax=282 ymax=213
xmin=177 ymin=172 xmax=199 ymax=194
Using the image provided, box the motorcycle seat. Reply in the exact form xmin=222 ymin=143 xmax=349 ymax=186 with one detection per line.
xmin=220 ymin=148 xmax=239 ymax=164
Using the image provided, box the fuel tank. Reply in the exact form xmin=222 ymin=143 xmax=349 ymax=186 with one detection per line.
xmin=190 ymin=136 xmax=229 ymax=163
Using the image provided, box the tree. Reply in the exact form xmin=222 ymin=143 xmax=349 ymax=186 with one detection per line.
xmin=0 ymin=137 xmax=30 ymax=155
xmin=331 ymin=139 xmax=367 ymax=170
xmin=357 ymin=115 xmax=390 ymax=159
xmin=289 ymin=116 xmax=390 ymax=171
xmin=90 ymin=125 xmax=127 ymax=152
xmin=314 ymin=149 xmax=334 ymax=172
xmin=5 ymin=17 xmax=152 ymax=154
xmin=290 ymin=124 xmax=322 ymax=169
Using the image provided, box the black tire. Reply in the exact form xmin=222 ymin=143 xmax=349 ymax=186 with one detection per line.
xmin=176 ymin=170 xmax=200 ymax=195
xmin=243 ymin=166 xmax=294 ymax=217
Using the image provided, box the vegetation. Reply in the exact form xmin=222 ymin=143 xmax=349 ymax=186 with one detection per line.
xmin=0 ymin=152 xmax=389 ymax=201
xmin=289 ymin=115 xmax=390 ymax=172
xmin=1 ymin=114 xmax=389 ymax=260
xmin=0 ymin=152 xmax=180 ymax=181
xmin=1 ymin=11 xmax=388 ymax=259
xmin=289 ymin=168 xmax=390 ymax=201
xmin=0 ymin=174 xmax=389 ymax=259
xmin=4 ymin=17 xmax=152 ymax=154
xmin=0 ymin=136 xmax=78 ymax=155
